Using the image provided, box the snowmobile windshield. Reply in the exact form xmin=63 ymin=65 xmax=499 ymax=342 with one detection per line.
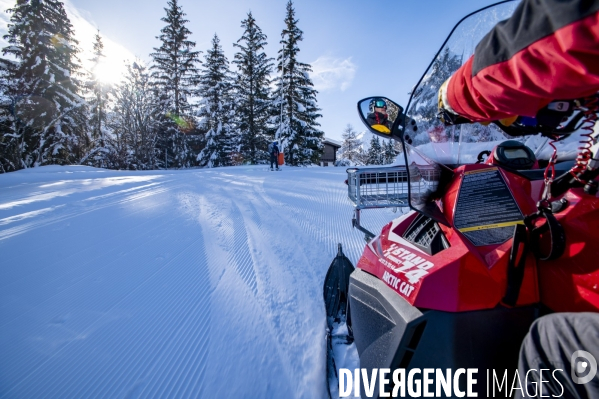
xmin=403 ymin=1 xmax=521 ymax=222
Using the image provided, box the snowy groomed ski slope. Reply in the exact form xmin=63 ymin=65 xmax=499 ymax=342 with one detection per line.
xmin=0 ymin=165 xmax=400 ymax=399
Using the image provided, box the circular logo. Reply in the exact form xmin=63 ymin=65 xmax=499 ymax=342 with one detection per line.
xmin=571 ymin=350 xmax=598 ymax=384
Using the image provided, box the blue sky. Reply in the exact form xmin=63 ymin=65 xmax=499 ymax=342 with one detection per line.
xmin=0 ymin=0 xmax=506 ymax=141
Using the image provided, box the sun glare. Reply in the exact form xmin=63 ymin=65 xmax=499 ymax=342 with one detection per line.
xmin=93 ymin=58 xmax=126 ymax=85
xmin=60 ymin=0 xmax=134 ymax=87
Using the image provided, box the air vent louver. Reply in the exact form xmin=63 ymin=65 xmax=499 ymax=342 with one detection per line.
xmin=402 ymin=214 xmax=449 ymax=255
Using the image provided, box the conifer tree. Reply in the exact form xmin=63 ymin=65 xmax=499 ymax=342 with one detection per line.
xmin=197 ymin=34 xmax=236 ymax=168
xmin=0 ymin=61 xmax=16 ymax=172
xmin=232 ymin=12 xmax=273 ymax=165
xmin=1 ymin=0 xmax=86 ymax=171
xmin=338 ymin=124 xmax=362 ymax=164
xmin=271 ymin=0 xmax=323 ymax=166
xmin=367 ymin=135 xmax=383 ymax=165
xmin=383 ymin=139 xmax=397 ymax=164
xmin=110 ymin=62 xmax=162 ymax=169
xmin=408 ymin=48 xmax=462 ymax=145
xmin=355 ymin=146 xmax=368 ymax=166
xmin=81 ymin=31 xmax=113 ymax=168
xmin=151 ymin=0 xmax=200 ymax=168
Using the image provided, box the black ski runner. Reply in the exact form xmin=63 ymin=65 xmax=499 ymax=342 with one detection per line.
xmin=323 ymin=244 xmax=355 ymax=398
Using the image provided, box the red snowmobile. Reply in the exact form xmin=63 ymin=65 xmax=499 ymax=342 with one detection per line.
xmin=324 ymin=1 xmax=599 ymax=397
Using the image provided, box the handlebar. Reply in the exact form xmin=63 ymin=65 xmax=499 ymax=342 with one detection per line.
xmin=440 ymin=96 xmax=599 ymax=138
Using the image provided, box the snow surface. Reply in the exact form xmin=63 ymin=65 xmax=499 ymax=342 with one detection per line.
xmin=328 ymin=321 xmax=359 ymax=399
xmin=0 ymin=165 xmax=400 ymax=399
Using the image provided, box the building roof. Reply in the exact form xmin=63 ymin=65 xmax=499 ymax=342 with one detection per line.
xmin=323 ymin=137 xmax=342 ymax=148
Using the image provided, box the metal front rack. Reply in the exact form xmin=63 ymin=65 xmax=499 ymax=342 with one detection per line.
xmin=347 ymin=166 xmax=410 ymax=209
xmin=346 ymin=166 xmax=411 ymax=240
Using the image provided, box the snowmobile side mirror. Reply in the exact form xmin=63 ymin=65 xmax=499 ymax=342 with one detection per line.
xmin=357 ymin=97 xmax=405 ymax=141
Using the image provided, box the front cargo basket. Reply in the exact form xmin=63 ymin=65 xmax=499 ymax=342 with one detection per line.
xmin=346 ymin=166 xmax=412 ymax=240
xmin=347 ymin=166 xmax=410 ymax=210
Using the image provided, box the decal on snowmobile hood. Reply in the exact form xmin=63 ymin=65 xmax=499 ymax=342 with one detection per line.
xmin=382 ymin=243 xmax=435 ymax=285
xmin=454 ymin=167 xmax=524 ymax=246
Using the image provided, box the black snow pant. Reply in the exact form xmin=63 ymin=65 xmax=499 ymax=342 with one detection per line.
xmin=515 ymin=313 xmax=599 ymax=399
xmin=270 ymin=154 xmax=279 ymax=169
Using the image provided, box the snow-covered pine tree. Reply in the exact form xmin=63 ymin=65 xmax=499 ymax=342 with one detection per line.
xmin=197 ymin=34 xmax=236 ymax=168
xmin=232 ymin=12 xmax=273 ymax=165
xmin=408 ymin=47 xmax=462 ymax=145
xmin=0 ymin=60 xmax=16 ymax=172
xmin=383 ymin=139 xmax=396 ymax=164
xmin=1 ymin=0 xmax=86 ymax=171
xmin=110 ymin=62 xmax=163 ymax=170
xmin=367 ymin=135 xmax=383 ymax=165
xmin=271 ymin=0 xmax=323 ymax=166
xmin=355 ymin=147 xmax=368 ymax=166
xmin=408 ymin=47 xmax=508 ymax=147
xmin=150 ymin=0 xmax=200 ymax=169
xmin=338 ymin=124 xmax=362 ymax=164
xmin=81 ymin=31 xmax=113 ymax=169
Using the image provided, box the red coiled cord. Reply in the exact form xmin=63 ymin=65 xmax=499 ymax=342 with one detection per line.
xmin=540 ymin=140 xmax=559 ymax=203
xmin=569 ymin=96 xmax=599 ymax=183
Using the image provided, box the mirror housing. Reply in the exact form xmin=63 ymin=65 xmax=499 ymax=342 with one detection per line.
xmin=357 ymin=97 xmax=405 ymax=141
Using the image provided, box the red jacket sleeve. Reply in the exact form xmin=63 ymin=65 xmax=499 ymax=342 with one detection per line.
xmin=447 ymin=3 xmax=599 ymax=122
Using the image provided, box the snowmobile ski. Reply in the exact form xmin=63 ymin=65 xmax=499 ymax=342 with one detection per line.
xmin=323 ymin=243 xmax=355 ymax=398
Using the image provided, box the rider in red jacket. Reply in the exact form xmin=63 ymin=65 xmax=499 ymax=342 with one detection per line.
xmin=440 ymin=0 xmax=599 ymax=123
xmin=439 ymin=1 xmax=599 ymax=398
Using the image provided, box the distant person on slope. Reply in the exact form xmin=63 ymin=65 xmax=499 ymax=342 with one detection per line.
xmin=268 ymin=141 xmax=280 ymax=171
